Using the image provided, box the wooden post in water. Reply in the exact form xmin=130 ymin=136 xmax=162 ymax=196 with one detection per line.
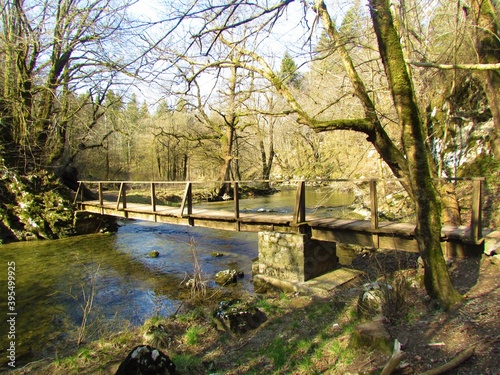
xmin=292 ymin=180 xmax=306 ymax=225
xmin=234 ymin=182 xmax=240 ymax=231
xmin=151 ymin=182 xmax=156 ymax=212
xmin=179 ymin=182 xmax=193 ymax=217
xmin=471 ymin=177 xmax=483 ymax=243
xmin=370 ymin=179 xmax=380 ymax=249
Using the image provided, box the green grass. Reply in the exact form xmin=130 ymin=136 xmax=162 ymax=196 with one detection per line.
xmin=266 ymin=337 xmax=289 ymax=368
xmin=171 ymin=353 xmax=204 ymax=373
xmin=184 ymin=325 xmax=205 ymax=346
xmin=255 ymin=297 xmax=281 ymax=314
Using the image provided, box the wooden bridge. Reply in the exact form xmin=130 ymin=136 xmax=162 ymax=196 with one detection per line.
xmin=74 ymin=178 xmax=485 ymax=254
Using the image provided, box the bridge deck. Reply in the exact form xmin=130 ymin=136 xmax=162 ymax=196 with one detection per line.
xmin=78 ymin=199 xmax=478 ymax=253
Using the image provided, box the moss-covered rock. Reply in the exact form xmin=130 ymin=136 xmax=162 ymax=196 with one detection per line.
xmin=0 ymin=159 xmax=76 ymax=243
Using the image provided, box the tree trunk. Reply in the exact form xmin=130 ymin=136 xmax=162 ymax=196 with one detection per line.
xmin=369 ymin=0 xmax=463 ymax=309
xmin=217 ymin=64 xmax=239 ymax=197
xmin=469 ymin=0 xmax=500 ymax=158
xmin=218 ymin=124 xmax=235 ymax=197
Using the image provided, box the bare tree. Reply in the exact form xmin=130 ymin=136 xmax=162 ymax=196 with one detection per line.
xmin=0 ymin=0 xmax=143 ymax=173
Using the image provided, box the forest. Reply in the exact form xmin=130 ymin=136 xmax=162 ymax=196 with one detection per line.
xmin=1 ymin=0 xmax=499 ymax=309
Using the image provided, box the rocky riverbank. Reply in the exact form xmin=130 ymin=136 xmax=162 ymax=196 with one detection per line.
xmin=0 ymin=161 xmax=115 ymax=244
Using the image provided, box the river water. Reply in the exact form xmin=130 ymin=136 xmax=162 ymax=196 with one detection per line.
xmin=0 ymin=188 xmax=353 ymax=369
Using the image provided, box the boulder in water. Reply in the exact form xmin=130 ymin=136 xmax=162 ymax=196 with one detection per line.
xmin=214 ymin=269 xmax=238 ymax=286
xmin=148 ymin=250 xmax=160 ymax=258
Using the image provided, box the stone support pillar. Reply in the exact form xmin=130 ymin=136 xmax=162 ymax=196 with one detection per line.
xmin=256 ymin=231 xmax=338 ymax=282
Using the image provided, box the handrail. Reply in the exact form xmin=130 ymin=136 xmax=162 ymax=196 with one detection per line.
xmin=75 ymin=177 xmax=483 ymax=185
xmin=74 ymin=177 xmax=485 ymax=242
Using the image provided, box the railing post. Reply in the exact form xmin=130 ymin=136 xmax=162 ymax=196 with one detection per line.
xmin=151 ymin=182 xmax=156 ymax=212
xmin=116 ymin=182 xmax=127 ymax=210
xmin=293 ymin=180 xmax=306 ymax=225
xmin=179 ymin=182 xmax=193 ymax=217
xmin=234 ymin=182 xmax=240 ymax=231
xmin=98 ymin=182 xmax=103 ymax=206
xmin=122 ymin=183 xmax=127 ymax=209
xmin=73 ymin=182 xmax=82 ymax=205
xmin=370 ymin=179 xmax=380 ymax=248
xmin=471 ymin=177 xmax=484 ymax=243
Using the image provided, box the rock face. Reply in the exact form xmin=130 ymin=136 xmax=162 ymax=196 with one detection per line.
xmin=115 ymin=345 xmax=176 ymax=375
xmin=213 ymin=299 xmax=267 ymax=335
xmin=0 ymin=165 xmax=76 ymax=242
xmin=73 ymin=211 xmax=118 ymax=235
xmin=0 ymin=161 xmax=117 ymax=243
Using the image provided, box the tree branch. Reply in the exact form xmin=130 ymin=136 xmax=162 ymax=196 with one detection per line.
xmin=310 ymin=118 xmax=373 ymax=133
xmin=408 ymin=61 xmax=500 ymax=70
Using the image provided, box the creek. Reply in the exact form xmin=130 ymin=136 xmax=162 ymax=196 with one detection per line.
xmin=0 ymin=188 xmax=353 ymax=369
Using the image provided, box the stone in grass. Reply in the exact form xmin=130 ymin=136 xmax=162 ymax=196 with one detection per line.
xmin=213 ymin=299 xmax=267 ymax=335
xmin=115 ymin=345 xmax=176 ymax=375
xmin=350 ymin=317 xmax=393 ymax=354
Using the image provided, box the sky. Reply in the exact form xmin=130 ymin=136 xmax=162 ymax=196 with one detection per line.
xmin=124 ymin=0 xmax=355 ymax=108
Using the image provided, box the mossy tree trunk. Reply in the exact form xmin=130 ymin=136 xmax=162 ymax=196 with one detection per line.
xmin=306 ymin=0 xmax=464 ymax=308
xmin=368 ymin=0 xmax=463 ymax=308
xmin=469 ymin=0 xmax=500 ymax=158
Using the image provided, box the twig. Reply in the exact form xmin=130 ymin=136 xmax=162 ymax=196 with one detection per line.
xmin=380 ymin=339 xmax=405 ymax=375
xmin=418 ymin=344 xmax=476 ymax=375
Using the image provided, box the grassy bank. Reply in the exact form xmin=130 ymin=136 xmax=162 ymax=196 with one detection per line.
xmin=10 ymin=254 xmax=500 ymax=374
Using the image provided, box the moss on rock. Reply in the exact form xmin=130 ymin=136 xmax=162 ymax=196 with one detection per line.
xmin=0 ymin=159 xmax=76 ymax=243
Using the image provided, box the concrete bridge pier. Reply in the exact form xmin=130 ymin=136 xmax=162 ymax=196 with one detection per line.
xmin=252 ymin=231 xmax=360 ymax=294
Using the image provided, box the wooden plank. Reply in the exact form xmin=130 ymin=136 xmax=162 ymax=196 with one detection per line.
xmin=234 ymin=182 xmax=240 ymax=231
xmin=179 ymin=182 xmax=192 ymax=217
xmin=370 ymin=179 xmax=379 ymax=248
xmin=292 ymin=180 xmax=306 ymax=225
xmin=150 ymin=183 xmax=156 ymax=212
xmin=116 ymin=182 xmax=126 ymax=210
xmin=73 ymin=182 xmax=82 ymax=205
xmin=471 ymin=178 xmax=483 ymax=243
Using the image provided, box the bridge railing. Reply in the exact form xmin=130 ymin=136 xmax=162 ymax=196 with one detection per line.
xmin=74 ymin=177 xmax=484 ymax=242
